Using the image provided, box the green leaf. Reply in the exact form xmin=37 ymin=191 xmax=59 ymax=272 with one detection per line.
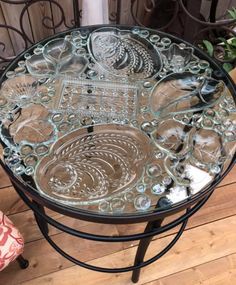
xmin=202 ymin=40 xmax=214 ymax=57
xmin=223 ymin=63 xmax=233 ymax=72
xmin=231 ymin=50 xmax=236 ymax=57
xmin=218 ymin=37 xmax=228 ymax=45
xmin=228 ymin=8 xmax=236 ymax=19
xmin=224 ymin=47 xmax=236 ymax=60
xmin=226 ymin=46 xmax=236 ymax=57
xmin=218 ymin=37 xmax=232 ymax=50
xmin=228 ymin=10 xmax=236 ymax=19
xmin=230 ymin=38 xmax=236 ymax=47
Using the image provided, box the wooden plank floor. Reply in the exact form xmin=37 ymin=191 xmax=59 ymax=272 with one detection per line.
xmin=0 ymin=162 xmax=236 ymax=285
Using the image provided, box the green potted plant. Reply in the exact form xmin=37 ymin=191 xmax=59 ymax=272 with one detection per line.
xmin=201 ymin=8 xmax=236 ymax=73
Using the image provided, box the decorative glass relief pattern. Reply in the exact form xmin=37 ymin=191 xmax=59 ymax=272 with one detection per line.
xmin=88 ymin=27 xmax=162 ymax=79
xmin=53 ymin=78 xmax=138 ymax=121
xmin=0 ymin=26 xmax=235 ymax=215
xmin=35 ymin=124 xmax=152 ymax=205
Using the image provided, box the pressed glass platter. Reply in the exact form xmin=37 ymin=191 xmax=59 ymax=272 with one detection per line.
xmin=34 ymin=124 xmax=152 ymax=206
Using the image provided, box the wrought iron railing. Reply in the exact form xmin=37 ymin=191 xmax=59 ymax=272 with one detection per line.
xmin=0 ymin=0 xmax=235 ymax=73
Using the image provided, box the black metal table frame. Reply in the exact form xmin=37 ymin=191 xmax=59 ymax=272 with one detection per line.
xmin=1 ymin=25 xmax=236 ymax=283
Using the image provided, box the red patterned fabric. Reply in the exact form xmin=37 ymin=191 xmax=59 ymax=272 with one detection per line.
xmin=0 ymin=211 xmax=24 ymax=271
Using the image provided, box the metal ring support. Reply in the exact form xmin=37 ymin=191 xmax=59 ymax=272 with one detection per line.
xmin=34 ymin=209 xmax=188 ymax=273
xmin=12 ymin=178 xmax=214 ymax=242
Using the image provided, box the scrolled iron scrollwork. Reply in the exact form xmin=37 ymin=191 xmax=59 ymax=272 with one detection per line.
xmin=0 ymin=0 xmax=80 ymax=73
xmin=0 ymin=42 xmax=6 ymax=53
xmin=0 ymin=0 xmax=236 ymax=73
xmin=109 ymin=11 xmax=117 ymax=22
xmin=130 ymin=0 xmax=236 ymax=65
xmin=130 ymin=0 xmax=236 ymax=31
xmin=19 ymin=0 xmax=68 ymax=44
xmin=131 ymin=0 xmax=179 ymax=30
xmin=0 ymin=24 xmax=28 ymax=67
xmin=0 ymin=0 xmax=30 ymax=4
xmin=179 ymin=0 xmax=236 ymax=27
xmin=143 ymin=0 xmax=156 ymax=13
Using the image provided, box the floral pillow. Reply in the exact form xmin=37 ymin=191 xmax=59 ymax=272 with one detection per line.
xmin=0 ymin=211 xmax=24 ymax=271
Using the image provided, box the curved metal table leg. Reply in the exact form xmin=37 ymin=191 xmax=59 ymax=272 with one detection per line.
xmin=10 ymin=178 xmax=49 ymax=234
xmin=131 ymin=218 xmax=163 ymax=283
xmin=32 ymin=200 xmax=49 ymax=235
xmin=17 ymin=254 xmax=29 ymax=269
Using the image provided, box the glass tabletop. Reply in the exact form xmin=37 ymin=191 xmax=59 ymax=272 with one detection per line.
xmin=0 ymin=25 xmax=236 ymax=216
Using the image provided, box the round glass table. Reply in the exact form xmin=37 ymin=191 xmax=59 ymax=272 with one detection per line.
xmin=0 ymin=25 xmax=235 ymax=282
